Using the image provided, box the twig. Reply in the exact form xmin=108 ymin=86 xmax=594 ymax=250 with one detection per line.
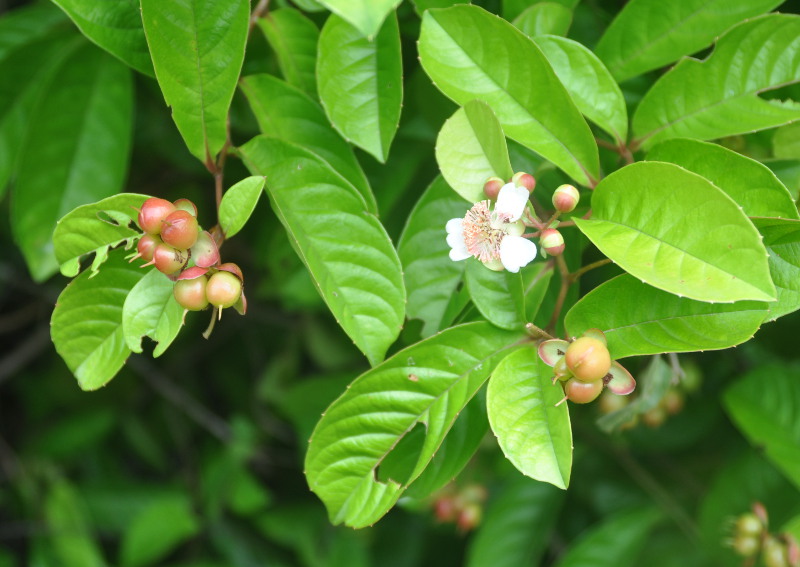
xmin=249 ymin=0 xmax=270 ymax=32
xmin=547 ymin=255 xmax=571 ymax=332
xmin=567 ymin=258 xmax=612 ymax=283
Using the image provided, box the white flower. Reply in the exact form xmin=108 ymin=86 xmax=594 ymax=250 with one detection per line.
xmin=445 ymin=183 xmax=537 ymax=272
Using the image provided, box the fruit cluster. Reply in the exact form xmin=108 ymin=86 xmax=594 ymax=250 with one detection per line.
xmin=538 ymin=329 xmax=636 ymax=405
xmin=729 ymin=503 xmax=799 ymax=567
xmin=133 ymin=197 xmax=246 ymax=318
xmin=431 ymin=483 xmax=488 ymax=533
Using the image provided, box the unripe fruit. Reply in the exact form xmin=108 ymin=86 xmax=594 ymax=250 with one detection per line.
xmin=540 ymin=228 xmax=565 ymax=256
xmin=582 ymin=328 xmax=607 ymax=346
xmin=174 ymin=276 xmax=209 ymax=311
xmin=161 ymin=210 xmax=199 ymax=250
xmin=563 ymin=378 xmax=603 ymax=404
xmin=433 ymin=496 xmax=458 ymax=523
xmin=483 ymin=177 xmax=504 ymax=200
xmin=152 ymin=243 xmax=189 ymax=275
xmin=190 ymin=231 xmax=220 ymax=268
xmin=553 ymin=356 xmax=572 ymax=381
xmin=598 ymin=390 xmax=629 ymax=414
xmin=731 ymin=535 xmax=760 ymax=557
xmin=642 ymin=406 xmax=667 ymax=428
xmin=457 ymin=503 xmax=482 ymax=532
xmin=552 ymin=184 xmax=580 ymax=213
xmin=662 ymin=389 xmax=684 ymax=415
xmin=206 ymin=270 xmax=243 ymax=309
xmin=564 ymin=337 xmax=611 ymax=383
xmin=735 ymin=513 xmax=764 ymax=538
xmin=173 ymin=198 xmax=198 ymax=216
xmin=136 ymin=234 xmax=160 ymax=263
xmin=764 ymin=536 xmax=789 ymax=567
xmin=511 ymin=171 xmax=536 ymax=192
xmin=137 ymin=197 xmax=176 ymax=234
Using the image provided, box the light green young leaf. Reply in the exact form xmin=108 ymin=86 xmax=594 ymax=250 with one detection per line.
xmin=305 ymin=322 xmax=523 ymax=527
xmin=317 ymin=0 xmax=401 ymax=39
xmin=317 ymin=13 xmax=402 ymax=162
xmin=466 ymin=477 xmax=563 ymax=567
xmin=565 ymin=275 xmax=767 ymax=360
xmin=648 ymin=139 xmax=799 ymax=220
xmin=12 ymin=43 xmax=133 ymax=282
xmin=140 ymin=0 xmax=248 ymax=162
xmin=575 ymin=162 xmax=776 ymax=303
xmin=773 ymin=123 xmax=800 ymax=160
xmin=419 ymin=5 xmax=598 ymax=186
xmin=258 ymin=8 xmax=319 ymax=97
xmin=50 ymin=0 xmax=154 ymax=76
xmin=513 ymin=3 xmax=572 ymax=38
xmin=51 ymin=253 xmax=145 ymax=391
xmin=753 ymin=218 xmax=800 ymax=321
xmin=436 ymin=100 xmax=513 ymax=203
xmin=122 ymin=269 xmax=184 ymax=358
xmin=53 ymin=193 xmax=149 ymax=278
xmin=534 ymin=35 xmax=628 ymax=144
xmin=45 ymin=479 xmax=107 ymax=567
xmin=238 ymin=136 xmax=405 ymax=366
xmin=724 ymin=364 xmax=800 ymax=490
xmin=595 ymin=0 xmax=781 ymax=83
xmin=633 ymin=15 xmax=800 ymax=150
xmin=487 ymin=349 xmax=572 ymax=489
xmin=219 ymin=176 xmax=265 ymax=238
xmin=397 ymin=176 xmax=468 ymax=338
xmin=239 ymin=74 xmax=376 ymax=213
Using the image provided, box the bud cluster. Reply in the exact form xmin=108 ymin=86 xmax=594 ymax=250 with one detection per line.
xmin=431 ymin=483 xmax=488 ymax=533
xmin=728 ymin=503 xmax=799 ymax=567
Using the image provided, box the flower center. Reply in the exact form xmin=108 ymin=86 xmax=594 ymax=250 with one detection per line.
xmin=462 ymin=201 xmax=508 ymax=262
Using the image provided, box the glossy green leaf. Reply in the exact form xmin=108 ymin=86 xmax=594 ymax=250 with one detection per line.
xmin=258 ymin=8 xmax=319 ymax=97
xmin=317 ymin=0 xmax=401 ymax=39
xmin=595 ymin=0 xmax=781 ymax=83
xmin=397 ymin=176 xmax=468 ymax=338
xmin=12 ymin=43 xmax=133 ymax=282
xmin=753 ymin=218 xmax=800 ymax=321
xmin=239 ymin=74 xmax=376 ymax=212
xmin=140 ymin=0 xmax=248 ymax=162
xmin=435 ymin=100 xmax=513 ymax=203
xmin=724 ymin=364 xmax=800 ymax=490
xmin=773 ymin=123 xmax=800 ymax=160
xmin=219 ymin=176 xmax=265 ymax=239
xmin=648 ymin=139 xmax=799 ymax=220
xmin=503 ymin=0 xmax=578 ymax=21
xmin=120 ymin=494 xmax=200 ymax=567
xmin=0 ymin=2 xmax=66 ymax=62
xmin=553 ymin=508 xmax=662 ymax=567
xmin=53 ymin=193 xmax=148 ymax=278
xmin=565 ymin=275 xmax=767 ymax=360
xmin=575 ymin=162 xmax=776 ymax=303
xmin=317 ymin=13 xmax=402 ymax=162
xmin=633 ymin=15 xmax=800 ymax=150
xmin=50 ymin=0 xmax=154 ymax=76
xmin=413 ymin=0 xmax=466 ymax=14
xmin=238 ymin=136 xmax=405 ymax=366
xmin=305 ymin=322 xmax=523 ymax=527
xmin=513 ymin=3 xmax=572 ymax=38
xmin=51 ymin=253 xmax=145 ymax=391
xmin=466 ymin=477 xmax=563 ymax=567
xmin=122 ymin=269 xmax=184 ymax=358
xmin=487 ymin=348 xmax=572 ymax=489
xmin=534 ymin=35 xmax=628 ymax=143
xmin=45 ymin=479 xmax=107 ymax=567
xmin=419 ymin=5 xmax=598 ymax=186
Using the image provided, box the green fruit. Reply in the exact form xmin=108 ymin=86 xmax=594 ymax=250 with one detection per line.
xmin=174 ymin=276 xmax=209 ymax=311
xmin=152 ymin=243 xmax=188 ymax=275
xmin=563 ymin=378 xmax=603 ymax=404
xmin=565 ymin=337 xmax=611 ymax=382
xmin=206 ymin=271 xmax=243 ymax=309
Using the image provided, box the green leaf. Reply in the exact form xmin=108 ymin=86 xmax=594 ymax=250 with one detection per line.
xmin=51 ymin=253 xmax=145 ymax=390
xmin=773 ymin=123 xmax=800 ymax=160
xmin=633 ymin=15 xmax=800 ymax=150
xmin=0 ymin=2 xmax=66 ymax=63
xmin=647 ymin=139 xmax=799 ymax=220
xmin=435 ymin=100 xmax=514 ymax=203
xmin=317 ymin=13 xmax=402 ymax=162
xmin=140 ymin=0 xmax=249 ymax=162
xmin=119 ymin=494 xmax=200 ymax=567
xmin=724 ymin=364 xmax=800 ymax=490
xmin=553 ymin=508 xmax=662 ymax=567
xmin=238 ymin=136 xmax=405 ymax=366
xmin=304 ymin=322 xmax=523 ymax=527
xmin=503 ymin=0 xmax=578 ymax=21
xmin=53 ymin=193 xmax=149 ymax=278
xmin=12 ymin=42 xmax=133 ymax=282
xmin=565 ymin=275 xmax=767 ymax=360
xmin=419 ymin=5 xmax=598 ymax=186
xmin=574 ymin=162 xmax=776 ymax=303
xmin=122 ymin=269 xmax=184 ymax=358
xmin=219 ymin=176 xmax=265 ymax=239
xmin=45 ymin=479 xmax=107 ymax=567
xmin=316 ymin=0 xmax=401 ymax=39
xmin=534 ymin=35 xmax=628 ymax=144
xmin=50 ymin=0 xmax=154 ymax=76
xmin=258 ymin=8 xmax=319 ymax=97
xmin=513 ymin=3 xmax=572 ymax=38
xmin=397 ymin=176 xmax=468 ymax=338
xmin=466 ymin=477 xmax=563 ymax=567
xmin=595 ymin=0 xmax=781 ymax=83
xmin=487 ymin=348 xmax=572 ymax=489
xmin=753 ymin=218 xmax=800 ymax=321
xmin=239 ymin=74 xmax=376 ymax=213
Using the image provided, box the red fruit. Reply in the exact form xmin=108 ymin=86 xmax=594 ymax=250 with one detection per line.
xmin=161 ymin=210 xmax=199 ymax=250
xmin=136 ymin=234 xmax=160 ymax=263
xmin=540 ymin=228 xmax=565 ymax=256
xmin=563 ymin=378 xmax=603 ymax=404
xmin=483 ymin=177 xmax=504 ymax=200
xmin=137 ymin=197 xmax=176 ymax=235
xmin=206 ymin=270 xmax=243 ymax=309
xmin=511 ymin=171 xmax=536 ymax=192
xmin=189 ymin=231 xmax=220 ymax=268
xmin=565 ymin=337 xmax=611 ymax=383
xmin=152 ymin=243 xmax=189 ymax=275
xmin=173 ymin=198 xmax=198 ymax=216
xmin=174 ymin=276 xmax=209 ymax=311
xmin=552 ymin=184 xmax=580 ymax=213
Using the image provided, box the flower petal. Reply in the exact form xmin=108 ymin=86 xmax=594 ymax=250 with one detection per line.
xmin=495 ymin=183 xmax=529 ymax=222
xmin=499 ymin=235 xmax=536 ymax=273
xmin=449 ymin=248 xmax=471 ymax=261
xmin=445 ymin=217 xmax=470 ymax=261
xmin=446 ymin=217 xmax=463 ymax=234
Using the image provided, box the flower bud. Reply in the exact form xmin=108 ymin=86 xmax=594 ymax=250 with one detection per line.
xmin=483 ymin=176 xmax=504 ymax=200
xmin=540 ymin=228 xmax=565 ymax=256
xmin=552 ymin=184 xmax=580 ymax=213
xmin=511 ymin=171 xmax=536 ymax=193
